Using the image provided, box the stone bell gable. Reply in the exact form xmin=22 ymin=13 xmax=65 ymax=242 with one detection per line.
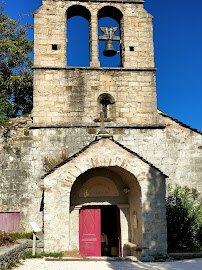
xmin=32 ymin=0 xmax=160 ymax=126
xmin=43 ymin=138 xmax=167 ymax=255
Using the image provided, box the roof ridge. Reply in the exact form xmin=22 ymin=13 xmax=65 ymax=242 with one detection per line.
xmin=158 ymin=109 xmax=202 ymax=135
xmin=110 ymin=138 xmax=168 ymax=177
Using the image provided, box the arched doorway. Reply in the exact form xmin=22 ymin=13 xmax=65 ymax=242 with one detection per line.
xmin=69 ymin=166 xmax=142 ymax=257
xmin=43 ymin=137 xmax=167 ymax=255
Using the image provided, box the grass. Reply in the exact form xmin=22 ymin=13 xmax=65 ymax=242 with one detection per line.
xmin=9 ymin=232 xmax=33 ymax=240
xmin=5 ymin=260 xmax=22 ymax=270
xmin=22 ymin=250 xmax=63 ymax=259
xmin=7 ymin=262 xmax=18 ymax=270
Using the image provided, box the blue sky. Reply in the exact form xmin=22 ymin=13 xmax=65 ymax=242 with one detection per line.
xmin=3 ymin=0 xmax=202 ymax=131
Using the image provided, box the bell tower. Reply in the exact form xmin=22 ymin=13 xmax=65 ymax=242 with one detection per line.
xmin=32 ymin=0 xmax=159 ymax=126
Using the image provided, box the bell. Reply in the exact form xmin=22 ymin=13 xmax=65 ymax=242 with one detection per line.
xmin=103 ymin=40 xmax=117 ymax=57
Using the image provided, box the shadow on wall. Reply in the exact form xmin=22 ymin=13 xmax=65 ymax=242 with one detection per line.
xmin=141 ymin=167 xmax=167 ymax=255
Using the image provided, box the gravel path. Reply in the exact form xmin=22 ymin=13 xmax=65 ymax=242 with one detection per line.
xmin=14 ymin=258 xmax=202 ymax=270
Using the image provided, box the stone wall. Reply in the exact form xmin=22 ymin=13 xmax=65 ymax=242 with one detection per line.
xmin=0 ymin=112 xmax=201 ymax=231
xmin=0 ymin=240 xmax=27 ymax=270
xmin=32 ymin=68 xmax=158 ymax=125
xmin=0 ymin=116 xmax=95 ymax=231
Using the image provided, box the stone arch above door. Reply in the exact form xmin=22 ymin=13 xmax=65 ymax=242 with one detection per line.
xmin=44 ymin=138 xmax=166 ymax=192
xmin=43 ymin=138 xmax=167 ymax=255
xmin=79 ymin=176 xmax=119 ymax=197
xmin=69 ymin=165 xmax=139 ymax=254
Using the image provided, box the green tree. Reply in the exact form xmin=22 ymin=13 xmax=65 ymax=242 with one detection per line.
xmin=166 ymin=184 xmax=202 ymax=252
xmin=0 ymin=2 xmax=33 ymax=125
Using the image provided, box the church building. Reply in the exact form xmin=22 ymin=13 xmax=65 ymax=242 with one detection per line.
xmin=0 ymin=0 xmax=201 ymax=258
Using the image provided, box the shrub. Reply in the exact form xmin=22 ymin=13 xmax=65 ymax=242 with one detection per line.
xmin=0 ymin=231 xmax=18 ymax=246
xmin=166 ymin=185 xmax=202 ymax=252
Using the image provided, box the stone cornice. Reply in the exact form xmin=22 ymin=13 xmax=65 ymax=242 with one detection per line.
xmin=30 ymin=124 xmax=166 ymax=129
xmin=32 ymin=66 xmax=157 ymax=72
xmin=44 ymin=0 xmax=144 ymax=3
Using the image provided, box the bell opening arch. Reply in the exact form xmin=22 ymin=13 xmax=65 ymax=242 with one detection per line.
xmin=98 ymin=6 xmax=124 ymax=67
xmin=66 ymin=5 xmax=91 ymax=67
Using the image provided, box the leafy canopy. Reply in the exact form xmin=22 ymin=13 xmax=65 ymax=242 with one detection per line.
xmin=167 ymin=184 xmax=202 ymax=252
xmin=0 ymin=2 xmax=33 ymax=125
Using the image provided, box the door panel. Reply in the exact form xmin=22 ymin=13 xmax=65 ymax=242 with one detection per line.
xmin=79 ymin=207 xmax=101 ymax=256
xmin=0 ymin=212 xmax=20 ymax=232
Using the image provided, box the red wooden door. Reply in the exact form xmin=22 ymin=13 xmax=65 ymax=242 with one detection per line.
xmin=79 ymin=207 xmax=101 ymax=257
xmin=0 ymin=212 xmax=20 ymax=232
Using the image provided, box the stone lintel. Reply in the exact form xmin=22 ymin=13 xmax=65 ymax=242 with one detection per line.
xmin=71 ymin=202 xmax=114 ymax=211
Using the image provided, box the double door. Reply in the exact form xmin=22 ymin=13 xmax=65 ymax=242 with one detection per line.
xmin=79 ymin=206 xmax=121 ymax=257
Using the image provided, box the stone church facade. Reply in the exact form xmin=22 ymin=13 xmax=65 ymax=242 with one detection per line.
xmin=0 ymin=0 xmax=201 ymax=257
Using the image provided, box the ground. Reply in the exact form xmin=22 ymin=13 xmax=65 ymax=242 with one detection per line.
xmin=14 ymin=258 xmax=202 ymax=270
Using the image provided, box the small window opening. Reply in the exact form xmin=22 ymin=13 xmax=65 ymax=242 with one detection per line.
xmin=98 ymin=93 xmax=115 ymax=121
xmin=129 ymin=46 xmax=134 ymax=52
xmin=101 ymin=98 xmax=111 ymax=118
xmin=52 ymin=44 xmax=58 ymax=50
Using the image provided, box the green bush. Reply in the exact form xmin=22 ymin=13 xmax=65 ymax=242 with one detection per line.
xmin=166 ymin=185 xmax=202 ymax=252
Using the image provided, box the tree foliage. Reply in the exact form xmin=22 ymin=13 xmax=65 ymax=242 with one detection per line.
xmin=0 ymin=2 xmax=33 ymax=125
xmin=166 ymin=184 xmax=202 ymax=252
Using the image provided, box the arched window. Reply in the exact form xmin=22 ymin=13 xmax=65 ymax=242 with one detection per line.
xmin=66 ymin=5 xmax=91 ymax=67
xmin=101 ymin=97 xmax=110 ymax=118
xmin=98 ymin=93 xmax=115 ymax=120
xmin=98 ymin=7 xmax=123 ymax=68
